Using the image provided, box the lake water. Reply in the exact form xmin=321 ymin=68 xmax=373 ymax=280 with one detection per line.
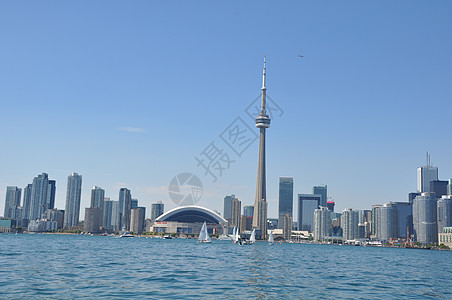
xmin=1 ymin=234 xmax=451 ymax=299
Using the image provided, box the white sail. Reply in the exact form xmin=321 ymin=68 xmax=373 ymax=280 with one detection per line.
xmin=205 ymin=227 xmax=211 ymax=242
xmin=268 ymin=230 xmax=274 ymax=244
xmin=232 ymin=227 xmax=237 ymax=243
xmin=236 ymin=229 xmax=240 ymax=242
xmin=198 ymin=222 xmax=207 ymax=241
xmin=250 ymin=229 xmax=256 ymax=243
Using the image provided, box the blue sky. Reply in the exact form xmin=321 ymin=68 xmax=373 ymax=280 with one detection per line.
xmin=1 ymin=1 xmax=451 ymax=219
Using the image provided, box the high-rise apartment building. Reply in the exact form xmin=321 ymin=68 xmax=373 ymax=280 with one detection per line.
xmin=30 ymin=173 xmax=54 ymax=221
xmin=130 ymin=207 xmax=146 ymax=234
xmin=313 ymin=185 xmax=327 ymax=208
xmin=243 ymin=205 xmax=254 ymax=218
xmin=314 ymin=206 xmax=332 ymax=241
xmin=231 ymin=197 xmax=241 ymax=231
xmin=298 ymin=194 xmax=321 ymax=232
xmin=371 ymin=204 xmax=383 ymax=238
xmin=20 ymin=184 xmax=32 ymax=226
xmin=223 ymin=194 xmax=235 ymax=221
xmin=413 ymin=193 xmax=438 ymax=244
xmin=4 ymin=186 xmax=21 ymax=219
xmin=341 ymin=208 xmax=358 ymax=241
xmin=437 ymin=195 xmax=452 ymax=234
xmin=151 ymin=201 xmax=164 ymax=222
xmin=283 ymin=214 xmax=292 ymax=240
xmin=278 ymin=177 xmax=293 ymax=229
xmin=84 ymin=207 xmax=102 ymax=233
xmin=379 ymin=202 xmax=399 ymax=241
xmin=47 ymin=180 xmax=56 ymax=210
xmin=102 ymin=198 xmax=113 ymax=229
xmin=111 ymin=201 xmax=120 ymax=230
xmin=64 ymin=172 xmax=82 ymax=228
xmin=90 ymin=186 xmax=105 ymax=209
xmin=131 ymin=199 xmax=138 ymax=210
xmin=118 ymin=188 xmax=132 ymax=230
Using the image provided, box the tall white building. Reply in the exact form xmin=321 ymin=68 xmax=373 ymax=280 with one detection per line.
xmin=314 ymin=206 xmax=332 ymax=241
xmin=413 ymin=193 xmax=438 ymax=244
xmin=64 ymin=172 xmax=82 ymax=228
xmin=417 ymin=154 xmax=438 ymax=193
xmin=341 ymin=208 xmax=359 ymax=241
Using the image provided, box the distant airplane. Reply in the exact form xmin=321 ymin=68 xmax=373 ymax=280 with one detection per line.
xmin=297 ymin=54 xmax=304 ymax=58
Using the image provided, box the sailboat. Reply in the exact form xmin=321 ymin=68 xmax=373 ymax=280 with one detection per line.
xmin=198 ymin=222 xmax=211 ymax=243
xmin=249 ymin=229 xmax=256 ymax=244
xmin=232 ymin=227 xmax=237 ymax=243
xmin=268 ymin=229 xmax=274 ymax=245
xmin=235 ymin=228 xmax=241 ymax=244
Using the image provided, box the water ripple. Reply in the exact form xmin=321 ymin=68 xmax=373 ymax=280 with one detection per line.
xmin=1 ymin=234 xmax=451 ymax=299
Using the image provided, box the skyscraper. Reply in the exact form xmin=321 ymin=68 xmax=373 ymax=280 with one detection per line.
xmin=223 ymin=194 xmax=235 ymax=221
xmin=64 ymin=172 xmax=82 ymax=228
xmin=130 ymin=207 xmax=146 ymax=234
xmin=151 ymin=201 xmax=164 ymax=222
xmin=243 ymin=205 xmax=254 ymax=218
xmin=283 ymin=214 xmax=292 ymax=241
xmin=29 ymin=173 xmax=51 ymax=221
xmin=314 ymin=206 xmax=332 ymax=241
xmin=437 ymin=195 xmax=452 ymax=234
xmin=118 ymin=188 xmax=132 ymax=230
xmin=231 ymin=197 xmax=241 ymax=231
xmin=313 ymin=185 xmax=327 ymax=208
xmin=393 ymin=202 xmax=413 ymax=238
xmin=84 ymin=207 xmax=102 ymax=233
xmin=298 ymin=194 xmax=321 ymax=232
xmin=90 ymin=186 xmax=105 ymax=209
xmin=371 ymin=204 xmax=383 ymax=238
xmin=47 ymin=180 xmax=56 ymax=210
xmin=131 ymin=199 xmax=138 ymax=209
xmin=102 ymin=198 xmax=113 ymax=229
xmin=326 ymin=201 xmax=335 ymax=212
xmin=413 ymin=193 xmax=438 ymax=244
xmin=379 ymin=202 xmax=399 ymax=241
xmin=22 ymin=184 xmax=32 ymax=225
xmin=341 ymin=208 xmax=359 ymax=241
xmin=253 ymin=56 xmax=271 ymax=239
xmin=4 ymin=186 xmax=21 ymax=219
xmin=278 ymin=177 xmax=293 ymax=229
xmin=111 ymin=201 xmax=120 ymax=230
xmin=448 ymin=179 xmax=452 ymax=196
xmin=417 ymin=154 xmax=438 ymax=193
xmin=430 ymin=180 xmax=448 ymax=198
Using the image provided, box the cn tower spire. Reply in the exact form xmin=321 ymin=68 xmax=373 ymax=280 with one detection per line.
xmin=261 ymin=55 xmax=267 ymax=113
xmin=253 ymin=55 xmax=271 ymax=239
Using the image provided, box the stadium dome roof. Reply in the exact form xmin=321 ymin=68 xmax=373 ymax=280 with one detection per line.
xmin=155 ymin=205 xmax=227 ymax=224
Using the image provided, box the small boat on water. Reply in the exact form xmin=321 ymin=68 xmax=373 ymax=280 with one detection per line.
xmin=217 ymin=234 xmax=232 ymax=241
xmin=120 ymin=233 xmax=134 ymax=238
xmin=163 ymin=235 xmax=172 ymax=239
xmin=268 ymin=229 xmax=274 ymax=245
xmin=249 ymin=229 xmax=256 ymax=244
xmin=197 ymin=222 xmax=211 ymax=243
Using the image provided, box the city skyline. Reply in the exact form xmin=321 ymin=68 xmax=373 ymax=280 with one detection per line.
xmin=1 ymin=2 xmax=452 ymax=219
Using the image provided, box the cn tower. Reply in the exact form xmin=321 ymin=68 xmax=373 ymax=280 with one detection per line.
xmin=252 ymin=56 xmax=271 ymax=238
